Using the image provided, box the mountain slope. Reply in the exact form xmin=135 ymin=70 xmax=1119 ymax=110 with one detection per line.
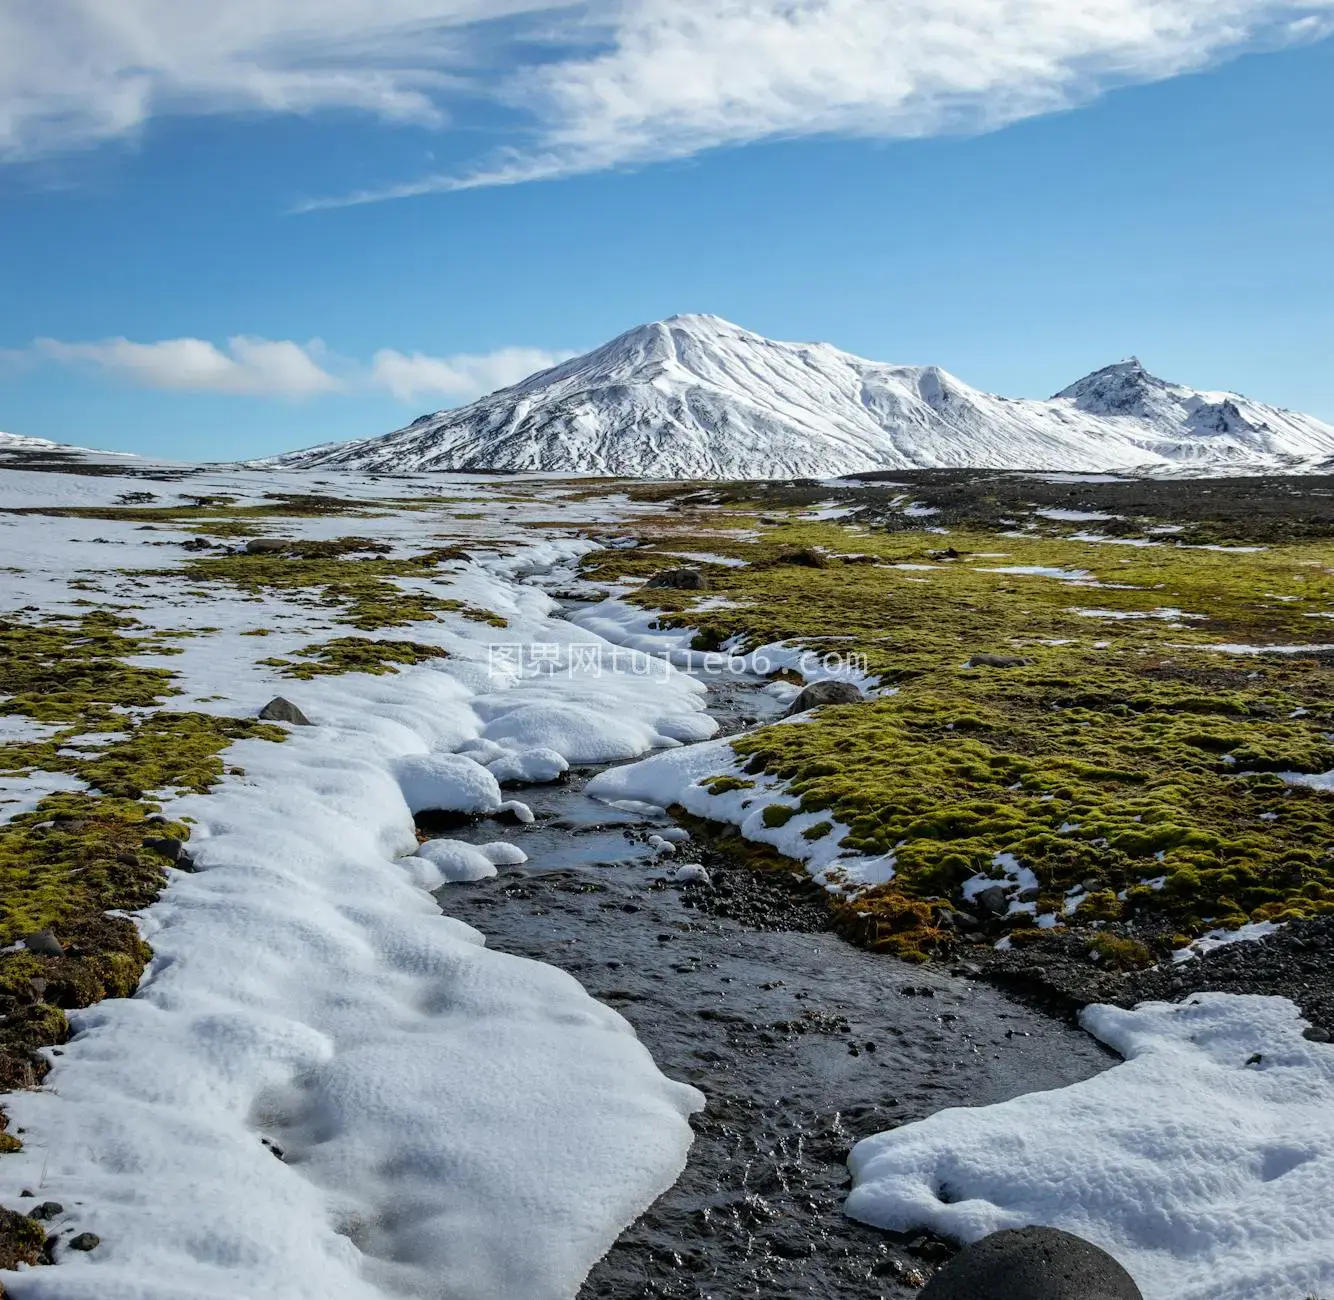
xmin=271 ymin=316 xmax=1334 ymax=478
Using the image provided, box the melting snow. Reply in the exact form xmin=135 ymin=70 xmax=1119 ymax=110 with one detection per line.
xmin=847 ymin=993 xmax=1334 ymax=1300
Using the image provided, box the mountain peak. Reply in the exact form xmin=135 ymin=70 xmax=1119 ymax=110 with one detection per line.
xmin=269 ymin=319 xmax=1334 ymax=478
xmin=1052 ymin=356 xmax=1171 ymax=416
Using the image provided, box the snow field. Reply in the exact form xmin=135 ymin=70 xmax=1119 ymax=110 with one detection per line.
xmin=846 ymin=993 xmax=1334 ymax=1300
xmin=1 ymin=474 xmax=715 ymax=1299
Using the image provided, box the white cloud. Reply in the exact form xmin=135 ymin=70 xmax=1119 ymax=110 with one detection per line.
xmin=20 ymin=333 xmax=566 ymax=403
xmin=370 ymin=345 xmax=571 ymax=401
xmin=303 ymin=0 xmax=1334 ymax=204
xmin=3 ymin=1 xmax=1331 ymax=195
xmin=0 ymin=0 xmax=563 ymax=160
xmin=32 ymin=335 xmax=343 ymax=397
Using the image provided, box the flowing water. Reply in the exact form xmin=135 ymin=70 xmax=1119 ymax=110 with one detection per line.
xmin=435 ymin=664 xmax=1114 ymax=1298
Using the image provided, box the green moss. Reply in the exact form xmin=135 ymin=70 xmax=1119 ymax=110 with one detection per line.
xmin=761 ymin=803 xmax=797 ymax=828
xmin=704 ymin=775 xmax=755 ymax=796
xmin=0 ymin=611 xmax=178 ymax=722
xmin=594 ymin=496 xmax=1334 ymax=958
xmin=0 ymin=1205 xmax=47 ymax=1269
xmin=1087 ymin=933 xmax=1154 ymax=971
xmin=74 ymin=713 xmax=284 ymax=799
xmin=0 ymin=618 xmax=289 ymax=1108
xmin=263 ymin=636 xmax=450 ymax=679
xmin=152 ymin=547 xmax=506 ymax=631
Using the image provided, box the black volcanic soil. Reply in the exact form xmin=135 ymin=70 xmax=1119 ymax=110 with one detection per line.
xmin=434 ymin=676 xmax=1115 ymax=1299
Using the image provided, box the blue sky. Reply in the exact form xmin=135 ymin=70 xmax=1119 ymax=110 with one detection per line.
xmin=1 ymin=2 xmax=1332 ymax=460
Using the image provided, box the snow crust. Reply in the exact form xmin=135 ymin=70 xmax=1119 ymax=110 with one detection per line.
xmin=0 ymin=466 xmax=711 ymax=1300
xmin=847 ymin=993 xmax=1334 ymax=1300
xmin=268 ymin=316 xmax=1334 ymax=479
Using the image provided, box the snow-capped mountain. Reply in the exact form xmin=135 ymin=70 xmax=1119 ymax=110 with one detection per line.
xmin=0 ymin=430 xmax=132 ymax=458
xmin=271 ymin=316 xmax=1334 ymax=478
xmin=0 ymin=430 xmax=70 ymax=452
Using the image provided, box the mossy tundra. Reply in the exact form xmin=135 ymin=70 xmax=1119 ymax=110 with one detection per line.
xmin=0 ymin=613 xmax=284 ymax=1124
xmin=157 ymin=543 xmax=506 ymax=631
xmin=586 ymin=476 xmax=1334 ymax=961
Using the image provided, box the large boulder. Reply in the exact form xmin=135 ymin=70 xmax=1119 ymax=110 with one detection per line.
xmin=244 ymin=538 xmax=292 ymax=555
xmin=645 ymin=568 xmax=707 ymax=590
xmin=920 ymin=1227 xmax=1143 ymax=1299
xmin=785 ymin=681 xmax=863 ymax=716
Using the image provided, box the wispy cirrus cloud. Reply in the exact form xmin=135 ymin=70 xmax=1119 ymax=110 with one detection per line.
xmin=3 ymin=1 xmax=1332 ymax=201
xmin=11 ymin=333 xmax=567 ymax=403
xmin=0 ymin=0 xmax=563 ymax=161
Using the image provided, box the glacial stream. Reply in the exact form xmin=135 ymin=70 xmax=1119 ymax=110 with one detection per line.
xmin=435 ymin=654 xmax=1114 ymax=1298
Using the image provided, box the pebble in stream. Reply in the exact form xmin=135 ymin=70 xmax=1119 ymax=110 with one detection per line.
xmin=435 ymin=766 xmax=1116 ymax=1300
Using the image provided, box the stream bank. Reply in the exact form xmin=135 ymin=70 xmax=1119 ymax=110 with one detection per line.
xmin=435 ymin=669 xmax=1115 ymax=1297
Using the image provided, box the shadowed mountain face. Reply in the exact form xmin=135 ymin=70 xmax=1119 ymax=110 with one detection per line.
xmin=265 ymin=315 xmax=1328 ymax=478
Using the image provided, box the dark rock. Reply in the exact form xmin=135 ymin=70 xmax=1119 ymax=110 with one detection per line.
xmin=244 ymin=538 xmax=292 ymax=555
xmin=1304 ymin=1026 xmax=1332 ymax=1043
xmin=645 ymin=568 xmax=707 ymax=591
xmin=258 ymin=696 xmax=313 ymax=725
xmin=143 ymin=836 xmax=189 ymax=864
xmin=67 ymin=1233 xmax=101 ymax=1252
xmin=775 ymin=548 xmax=828 ymax=568
xmin=937 ymin=908 xmax=979 ymax=933
xmin=784 ymin=681 xmax=863 ymax=716
xmin=920 ymin=1227 xmax=1143 ymax=1299
xmin=974 ymin=886 xmax=1011 ymax=916
xmin=181 ymin=536 xmax=212 ymax=551
xmin=22 ymin=930 xmax=64 ymax=958
xmin=908 ymin=1234 xmax=954 ymax=1264
xmin=967 ymin=654 xmax=1032 ymax=669
xmin=27 ymin=1202 xmax=62 ymax=1221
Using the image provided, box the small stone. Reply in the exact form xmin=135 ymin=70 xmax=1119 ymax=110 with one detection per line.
xmin=143 ymin=836 xmax=189 ymax=864
xmin=67 ymin=1233 xmax=101 ymax=1252
xmin=258 ymin=696 xmax=313 ymax=725
xmin=920 ymin=1226 xmax=1142 ymax=1298
xmin=974 ymin=885 xmax=1011 ymax=916
xmin=937 ymin=907 xmax=979 ymax=933
xmin=785 ymin=681 xmax=863 ymax=716
xmin=645 ymin=567 xmax=707 ymax=590
xmin=22 ymin=930 xmax=64 ymax=958
xmin=244 ymin=538 xmax=292 ymax=554
xmin=1017 ymin=886 xmax=1041 ymax=904
xmin=1303 ymin=1026 xmax=1332 ymax=1043
xmin=27 ymin=1202 xmax=63 ymax=1221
